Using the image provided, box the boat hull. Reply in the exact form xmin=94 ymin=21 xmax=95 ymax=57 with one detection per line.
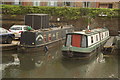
xmin=18 ymin=26 xmax=73 ymax=52
xmin=62 ymin=36 xmax=110 ymax=59
xmin=18 ymin=39 xmax=64 ymax=53
xmin=62 ymin=50 xmax=96 ymax=58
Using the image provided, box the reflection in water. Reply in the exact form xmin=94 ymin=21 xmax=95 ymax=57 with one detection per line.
xmin=96 ymin=53 xmax=105 ymax=63
xmin=1 ymin=53 xmax=20 ymax=71
xmin=2 ymin=44 xmax=118 ymax=78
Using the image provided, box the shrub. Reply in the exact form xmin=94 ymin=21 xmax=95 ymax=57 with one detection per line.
xmin=1 ymin=5 xmax=120 ymax=20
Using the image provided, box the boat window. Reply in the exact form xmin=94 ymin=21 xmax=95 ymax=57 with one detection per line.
xmin=48 ymin=34 xmax=52 ymax=41
xmin=99 ymin=33 xmax=101 ymax=41
xmin=105 ymin=32 xmax=107 ymax=37
xmin=102 ymin=32 xmax=104 ymax=38
xmin=66 ymin=35 xmax=72 ymax=47
xmin=81 ymin=35 xmax=87 ymax=48
xmin=106 ymin=31 xmax=108 ymax=36
xmin=96 ymin=35 xmax=98 ymax=41
xmin=53 ymin=34 xmax=55 ymax=37
xmin=91 ymin=36 xmax=93 ymax=43
xmin=102 ymin=33 xmax=103 ymax=39
xmin=44 ymin=35 xmax=47 ymax=42
xmin=103 ymin=32 xmax=105 ymax=38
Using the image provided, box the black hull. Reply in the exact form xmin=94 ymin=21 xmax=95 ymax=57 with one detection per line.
xmin=19 ymin=26 xmax=73 ymax=53
xmin=18 ymin=39 xmax=64 ymax=53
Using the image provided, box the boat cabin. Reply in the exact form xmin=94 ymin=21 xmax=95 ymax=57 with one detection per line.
xmin=65 ymin=28 xmax=109 ymax=48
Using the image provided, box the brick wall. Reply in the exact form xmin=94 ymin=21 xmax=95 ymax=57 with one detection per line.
xmin=75 ymin=2 xmax=83 ymax=7
xmin=22 ymin=2 xmax=33 ymax=6
xmin=98 ymin=2 xmax=119 ymax=8
xmin=40 ymin=2 xmax=47 ymax=6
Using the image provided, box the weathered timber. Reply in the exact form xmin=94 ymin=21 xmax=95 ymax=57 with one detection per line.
xmin=0 ymin=41 xmax=19 ymax=51
xmin=103 ymin=36 xmax=115 ymax=54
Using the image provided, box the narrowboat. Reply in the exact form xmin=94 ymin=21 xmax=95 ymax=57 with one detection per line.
xmin=62 ymin=28 xmax=110 ymax=58
xmin=19 ymin=25 xmax=74 ymax=52
xmin=18 ymin=14 xmax=74 ymax=52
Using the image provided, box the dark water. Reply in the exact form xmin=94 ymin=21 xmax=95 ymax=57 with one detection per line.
xmin=2 ymin=43 xmax=118 ymax=78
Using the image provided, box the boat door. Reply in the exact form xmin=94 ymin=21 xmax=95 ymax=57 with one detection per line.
xmin=72 ymin=35 xmax=81 ymax=47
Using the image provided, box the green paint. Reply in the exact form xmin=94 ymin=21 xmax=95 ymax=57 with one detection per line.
xmin=62 ymin=36 xmax=110 ymax=53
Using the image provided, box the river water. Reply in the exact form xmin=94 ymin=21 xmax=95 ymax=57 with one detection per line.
xmin=2 ymin=43 xmax=118 ymax=78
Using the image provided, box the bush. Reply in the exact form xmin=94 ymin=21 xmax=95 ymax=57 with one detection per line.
xmin=1 ymin=5 xmax=120 ymax=20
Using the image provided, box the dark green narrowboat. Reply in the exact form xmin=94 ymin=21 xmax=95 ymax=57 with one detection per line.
xmin=62 ymin=28 xmax=110 ymax=58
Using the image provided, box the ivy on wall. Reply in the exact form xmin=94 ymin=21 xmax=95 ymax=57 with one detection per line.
xmin=1 ymin=5 xmax=120 ymax=20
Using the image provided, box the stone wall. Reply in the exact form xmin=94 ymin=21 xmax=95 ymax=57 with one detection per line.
xmin=59 ymin=16 xmax=119 ymax=36
xmin=2 ymin=15 xmax=119 ymax=36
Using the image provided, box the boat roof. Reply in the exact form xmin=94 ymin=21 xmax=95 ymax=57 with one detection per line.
xmin=31 ymin=25 xmax=73 ymax=32
xmin=67 ymin=28 xmax=108 ymax=36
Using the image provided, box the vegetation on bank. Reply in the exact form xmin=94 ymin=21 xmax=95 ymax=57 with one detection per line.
xmin=1 ymin=5 xmax=120 ymax=20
